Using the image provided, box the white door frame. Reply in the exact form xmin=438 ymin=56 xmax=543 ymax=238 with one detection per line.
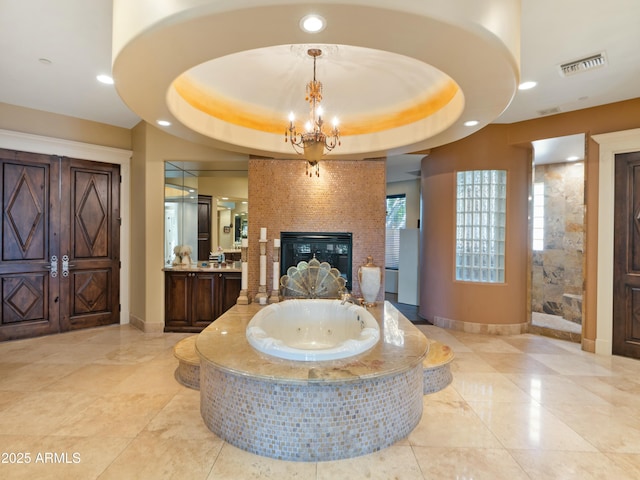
xmin=592 ymin=128 xmax=640 ymax=355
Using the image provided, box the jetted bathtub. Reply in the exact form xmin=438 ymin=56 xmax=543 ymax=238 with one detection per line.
xmin=246 ymin=299 xmax=380 ymax=361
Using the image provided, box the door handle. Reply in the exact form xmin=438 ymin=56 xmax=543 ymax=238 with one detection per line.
xmin=61 ymin=255 xmax=76 ymax=277
xmin=44 ymin=255 xmax=58 ymax=278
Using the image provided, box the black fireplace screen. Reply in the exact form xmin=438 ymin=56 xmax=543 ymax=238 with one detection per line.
xmin=280 ymin=232 xmax=353 ymax=290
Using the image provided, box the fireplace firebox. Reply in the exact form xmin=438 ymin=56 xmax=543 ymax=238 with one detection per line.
xmin=280 ymin=232 xmax=353 ymax=290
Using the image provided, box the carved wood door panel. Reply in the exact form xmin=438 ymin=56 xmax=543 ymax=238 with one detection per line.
xmin=613 ymin=151 xmax=640 ymax=359
xmin=60 ymin=158 xmax=120 ymax=331
xmin=0 ymin=150 xmax=60 ymax=340
xmin=0 ymin=150 xmax=120 ymax=341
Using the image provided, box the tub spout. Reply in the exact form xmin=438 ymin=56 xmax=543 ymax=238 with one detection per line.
xmin=341 ymin=292 xmax=356 ymax=305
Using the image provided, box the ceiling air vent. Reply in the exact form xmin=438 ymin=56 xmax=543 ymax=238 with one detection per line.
xmin=538 ymin=107 xmax=561 ymax=116
xmin=558 ymin=52 xmax=607 ymax=77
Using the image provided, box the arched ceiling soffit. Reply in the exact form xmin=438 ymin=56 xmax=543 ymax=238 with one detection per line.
xmin=113 ymin=1 xmax=520 ymax=160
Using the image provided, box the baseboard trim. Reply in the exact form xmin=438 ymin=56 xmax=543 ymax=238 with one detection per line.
xmin=432 ymin=315 xmax=528 ymax=335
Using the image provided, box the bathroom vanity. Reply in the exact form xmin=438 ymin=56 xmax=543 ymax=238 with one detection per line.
xmin=164 ymin=267 xmax=241 ymax=332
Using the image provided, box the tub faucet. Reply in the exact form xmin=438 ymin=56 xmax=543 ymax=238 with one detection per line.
xmin=341 ymin=292 xmax=356 ymax=305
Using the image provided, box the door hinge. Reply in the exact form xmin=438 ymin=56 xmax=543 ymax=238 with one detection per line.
xmin=119 ymin=175 xmax=122 ymax=183
xmin=119 ymin=304 xmax=121 ymax=312
xmin=119 ymin=261 xmax=122 ymax=268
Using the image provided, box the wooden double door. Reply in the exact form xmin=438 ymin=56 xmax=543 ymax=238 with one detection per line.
xmin=0 ymin=149 xmax=120 ymax=341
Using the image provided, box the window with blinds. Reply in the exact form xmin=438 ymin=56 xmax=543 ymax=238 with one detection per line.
xmin=385 ymin=194 xmax=406 ymax=269
xmin=455 ymin=170 xmax=506 ymax=283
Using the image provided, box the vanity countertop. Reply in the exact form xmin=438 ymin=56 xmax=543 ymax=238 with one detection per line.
xmin=163 ymin=265 xmax=242 ymax=273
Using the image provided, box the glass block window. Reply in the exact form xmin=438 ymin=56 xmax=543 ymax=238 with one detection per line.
xmin=532 ymin=182 xmax=545 ymax=251
xmin=385 ymin=194 xmax=406 ymax=269
xmin=455 ymin=170 xmax=506 ymax=283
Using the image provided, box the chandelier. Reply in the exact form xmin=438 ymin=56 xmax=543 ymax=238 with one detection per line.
xmin=285 ymin=48 xmax=340 ymax=177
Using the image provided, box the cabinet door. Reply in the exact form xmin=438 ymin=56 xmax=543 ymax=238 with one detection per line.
xmin=191 ymin=272 xmax=216 ymax=328
xmin=165 ymin=272 xmax=190 ymax=331
xmin=217 ymin=272 xmax=241 ymax=317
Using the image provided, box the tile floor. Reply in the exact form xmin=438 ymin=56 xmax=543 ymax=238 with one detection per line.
xmin=1 ymin=324 xmax=640 ymax=479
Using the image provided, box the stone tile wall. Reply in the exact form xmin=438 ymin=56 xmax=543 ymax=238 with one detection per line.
xmin=247 ymin=158 xmax=386 ymax=300
xmin=532 ymin=162 xmax=585 ymax=323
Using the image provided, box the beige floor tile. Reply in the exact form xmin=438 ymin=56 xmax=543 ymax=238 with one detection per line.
xmin=545 ymin=404 xmax=640 ymax=453
xmin=468 ymin=401 xmax=598 ymax=451
xmin=568 ymin=374 xmax=640 ymax=408
xmin=0 ymin=434 xmax=131 ymax=480
xmin=500 ymin=334 xmax=581 ymax=354
xmin=606 ymin=453 xmax=640 ymax=477
xmin=449 ymin=352 xmax=499 ymax=374
xmin=0 ymin=390 xmax=28 ymax=411
xmin=98 ymin=431 xmax=222 ymax=480
xmin=317 ymin=445 xmax=423 ymax=480
xmin=2 ymin=323 xmax=640 ymax=479
xmin=41 ymin=364 xmax=138 ymax=393
xmin=505 ymin=374 xmax=610 ymax=406
xmin=413 ymin=446 xmax=530 ymax=480
xmin=408 ymin=398 xmax=502 ymax=449
xmin=32 ymin=344 xmax=119 ymax=365
xmin=475 ymin=352 xmax=560 ymax=375
xmin=443 ymin=333 xmax=523 ymax=354
xmin=0 ymin=342 xmax=59 ymax=364
xmin=0 ymin=391 xmax=98 ymax=436
xmin=92 ymin=343 xmax=173 ymax=365
xmin=207 ymin=443 xmax=317 ymax=479
xmin=452 ymin=372 xmax=533 ymax=403
xmin=530 ymin=353 xmax=614 ymax=376
xmin=143 ymin=389 xmax=216 ymax=440
xmin=416 ymin=326 xmax=473 ymax=353
xmin=55 ymin=393 xmax=174 ymax=438
xmin=510 ymin=449 xmax=640 ymax=480
xmin=0 ymin=362 xmax=82 ymax=391
xmin=109 ymin=362 xmax=183 ymax=394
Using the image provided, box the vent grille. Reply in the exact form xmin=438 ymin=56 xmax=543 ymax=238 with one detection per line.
xmin=538 ymin=107 xmax=561 ymax=117
xmin=559 ymin=53 xmax=607 ymax=77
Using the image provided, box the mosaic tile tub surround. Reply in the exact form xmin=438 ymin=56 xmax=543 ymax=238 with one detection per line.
xmin=196 ymin=301 xmax=429 ymax=461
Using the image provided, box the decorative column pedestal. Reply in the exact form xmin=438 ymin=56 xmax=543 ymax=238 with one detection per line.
xmin=270 ymin=240 xmax=280 ymax=303
xmin=237 ymin=239 xmax=250 ymax=305
xmin=255 ymin=238 xmax=268 ymax=305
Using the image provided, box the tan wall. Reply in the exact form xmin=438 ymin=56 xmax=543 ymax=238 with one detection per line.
xmin=248 ymin=158 xmax=386 ymax=300
xmin=129 ymin=123 xmax=147 ymax=324
xmin=129 ymin=124 xmax=247 ymax=331
xmin=505 ymin=98 xmax=640 ymax=344
xmin=420 ymin=124 xmax=531 ymax=328
xmin=0 ymin=102 xmax=131 ymax=150
xmin=386 ymin=178 xmax=421 ymax=229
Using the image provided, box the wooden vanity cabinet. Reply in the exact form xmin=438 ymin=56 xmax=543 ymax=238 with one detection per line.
xmin=164 ymin=270 xmax=241 ymax=333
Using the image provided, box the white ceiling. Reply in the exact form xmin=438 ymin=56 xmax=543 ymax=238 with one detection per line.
xmin=1 ymin=0 xmax=639 ymax=182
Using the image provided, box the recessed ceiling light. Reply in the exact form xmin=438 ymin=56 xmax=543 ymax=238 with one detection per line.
xmin=464 ymin=120 xmax=479 ymax=127
xmin=157 ymin=120 xmax=171 ymax=127
xmin=567 ymin=155 xmax=580 ymax=161
xmin=96 ymin=74 xmax=114 ymax=85
xmin=300 ymin=14 xmax=326 ymax=33
xmin=518 ymin=81 xmax=537 ymax=90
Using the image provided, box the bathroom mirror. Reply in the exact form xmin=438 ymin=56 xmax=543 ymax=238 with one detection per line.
xmin=164 ymin=161 xmax=248 ymax=264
